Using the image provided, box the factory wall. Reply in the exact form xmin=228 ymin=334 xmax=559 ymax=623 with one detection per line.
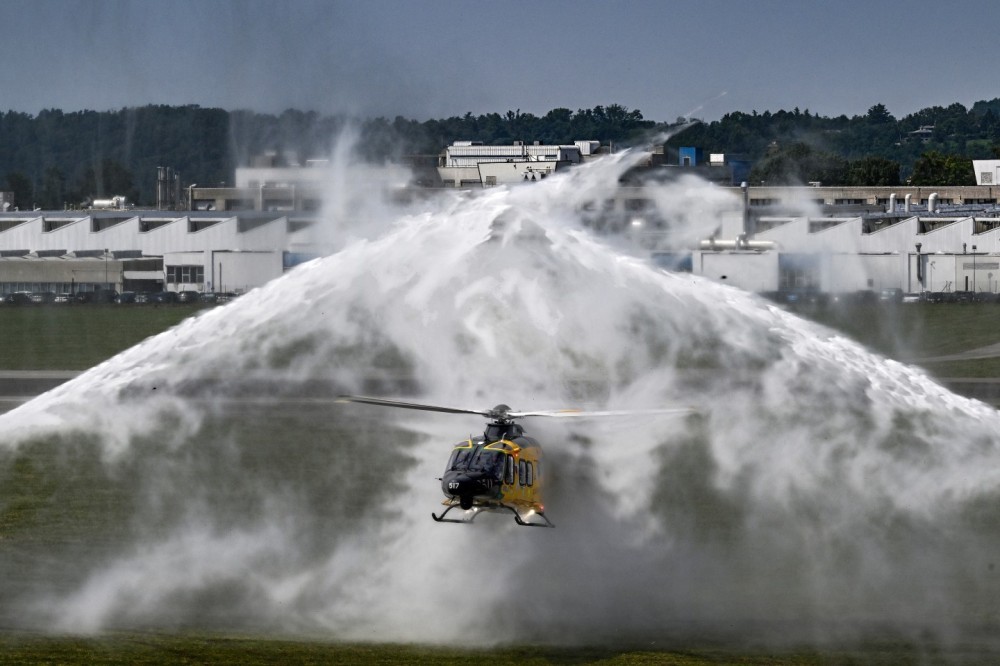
xmin=163 ymin=249 xmax=283 ymax=294
xmin=0 ymin=212 xmax=318 ymax=296
xmin=696 ymin=251 xmax=779 ymax=292
xmin=214 ymin=251 xmax=282 ymax=294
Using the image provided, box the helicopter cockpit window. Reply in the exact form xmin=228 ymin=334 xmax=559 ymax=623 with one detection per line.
xmin=447 ymin=447 xmax=473 ymax=471
xmin=470 ymin=447 xmax=506 ymax=480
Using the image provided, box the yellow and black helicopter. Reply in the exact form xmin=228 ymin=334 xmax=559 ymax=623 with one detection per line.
xmin=337 ymin=395 xmax=691 ymax=528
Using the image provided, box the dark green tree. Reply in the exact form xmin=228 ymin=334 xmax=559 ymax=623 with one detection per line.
xmin=5 ymin=171 xmax=34 ymax=210
xmin=76 ymin=158 xmax=139 ymax=203
xmin=38 ymin=166 xmax=66 ymax=209
xmin=845 ymin=156 xmax=900 ymax=186
xmin=748 ymin=142 xmax=847 ymax=185
xmin=864 ymin=103 xmax=895 ymax=124
xmin=909 ymin=151 xmax=975 ymax=185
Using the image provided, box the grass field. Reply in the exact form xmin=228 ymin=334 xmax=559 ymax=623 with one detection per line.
xmin=1 ymin=632 xmax=998 ymax=665
xmin=0 ymin=303 xmax=206 ymax=370
xmin=2 ymin=300 xmax=1000 ymax=664
xmin=784 ymin=300 xmax=1000 ymax=378
xmin=1 ymin=299 xmax=998 ymax=377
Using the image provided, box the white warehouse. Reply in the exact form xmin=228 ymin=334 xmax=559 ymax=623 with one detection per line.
xmin=437 ymin=140 xmax=601 ymax=188
xmin=674 ymin=210 xmax=1000 ymax=296
xmin=0 ymin=211 xmax=321 ymax=296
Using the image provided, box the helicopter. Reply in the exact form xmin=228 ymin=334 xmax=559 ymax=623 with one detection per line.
xmin=336 ymin=395 xmax=691 ymax=528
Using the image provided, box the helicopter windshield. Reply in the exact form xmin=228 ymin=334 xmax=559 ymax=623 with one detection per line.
xmin=446 ymin=447 xmax=473 ymax=471
xmin=467 ymin=447 xmax=506 ymax=479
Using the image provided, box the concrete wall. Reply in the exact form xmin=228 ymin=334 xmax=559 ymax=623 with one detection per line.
xmin=478 ymin=161 xmax=563 ymax=186
xmin=214 ymin=251 xmax=282 ymax=294
xmin=163 ymin=249 xmax=282 ymax=294
xmin=0 ymin=258 xmax=125 ymax=293
xmin=696 ymin=251 xmax=779 ymax=292
xmin=726 ymin=184 xmax=1000 ymax=208
xmin=0 ymin=212 xmax=316 ymax=295
xmin=973 ymin=160 xmax=1000 ymax=187
xmin=854 ymin=254 xmax=904 ymax=292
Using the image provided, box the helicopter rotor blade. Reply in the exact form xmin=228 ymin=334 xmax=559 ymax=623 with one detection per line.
xmin=509 ymin=407 xmax=695 ymax=418
xmin=336 ymin=395 xmax=492 ymax=418
xmin=338 ymin=395 xmax=695 ymax=421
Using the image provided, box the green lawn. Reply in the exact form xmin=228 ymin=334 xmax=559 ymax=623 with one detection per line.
xmin=0 ymin=304 xmax=206 ymax=370
xmin=0 ymin=632 xmax=995 ymax=665
xmin=783 ymin=300 xmax=1000 ymax=378
xmin=1 ymin=300 xmax=999 ymax=376
xmin=2 ymin=300 xmax=1000 ymax=663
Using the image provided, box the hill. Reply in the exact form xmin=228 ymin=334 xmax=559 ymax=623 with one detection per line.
xmin=1 ymin=99 xmax=998 ymax=207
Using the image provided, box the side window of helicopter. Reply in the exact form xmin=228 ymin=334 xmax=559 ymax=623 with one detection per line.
xmin=518 ymin=460 xmax=526 ymax=486
xmin=525 ymin=461 xmax=533 ymax=487
xmin=504 ymin=455 xmax=515 ymax=486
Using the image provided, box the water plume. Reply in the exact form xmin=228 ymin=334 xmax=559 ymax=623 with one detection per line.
xmin=1 ymin=140 xmax=999 ymax=650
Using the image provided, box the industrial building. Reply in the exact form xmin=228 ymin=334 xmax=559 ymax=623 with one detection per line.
xmin=0 ymin=211 xmax=320 ymax=297
xmin=6 ymin=141 xmax=1000 ymax=301
xmin=974 ymin=160 xmax=1000 ymax=186
xmin=656 ymin=204 xmax=1000 ymax=296
xmin=436 ymin=140 xmax=601 ymax=188
xmin=189 ymin=163 xmax=327 ymax=213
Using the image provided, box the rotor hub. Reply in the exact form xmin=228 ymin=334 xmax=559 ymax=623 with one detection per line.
xmin=488 ymin=403 xmax=514 ymax=423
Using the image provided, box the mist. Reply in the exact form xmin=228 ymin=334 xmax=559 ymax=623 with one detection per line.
xmin=1 ymin=138 xmax=999 ymax=650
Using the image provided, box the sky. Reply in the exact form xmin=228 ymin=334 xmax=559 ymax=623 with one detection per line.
xmin=1 ymin=0 xmax=996 ymax=124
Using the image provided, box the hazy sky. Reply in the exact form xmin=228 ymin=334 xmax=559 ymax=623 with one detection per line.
xmin=2 ymin=0 xmax=996 ymax=123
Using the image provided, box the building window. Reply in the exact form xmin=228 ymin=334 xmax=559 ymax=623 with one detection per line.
xmin=166 ymin=265 xmax=204 ymax=285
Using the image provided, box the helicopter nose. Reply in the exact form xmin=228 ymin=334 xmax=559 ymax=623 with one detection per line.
xmin=441 ymin=472 xmax=493 ymax=500
xmin=442 ymin=473 xmax=473 ymax=496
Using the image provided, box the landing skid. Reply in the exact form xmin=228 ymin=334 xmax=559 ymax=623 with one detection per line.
xmin=432 ymin=503 xmax=555 ymax=528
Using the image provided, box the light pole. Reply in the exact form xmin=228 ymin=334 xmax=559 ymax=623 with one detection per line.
xmin=104 ymin=248 xmax=109 ymax=291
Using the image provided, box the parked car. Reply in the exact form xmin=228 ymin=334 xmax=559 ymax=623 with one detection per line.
xmin=29 ymin=291 xmax=56 ymax=304
xmin=53 ymin=292 xmax=73 ymax=304
xmin=3 ymin=291 xmax=33 ymax=305
xmin=176 ymin=290 xmax=201 ymax=303
xmin=148 ymin=291 xmax=178 ymax=304
xmin=74 ymin=290 xmax=118 ymax=304
xmin=198 ymin=292 xmax=218 ymax=304
xmin=879 ymin=288 xmax=903 ymax=302
xmin=115 ymin=291 xmax=137 ymax=304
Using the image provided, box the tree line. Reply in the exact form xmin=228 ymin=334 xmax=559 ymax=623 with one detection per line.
xmin=2 ymin=100 xmax=999 ymax=209
xmin=671 ymin=101 xmax=1000 ymax=187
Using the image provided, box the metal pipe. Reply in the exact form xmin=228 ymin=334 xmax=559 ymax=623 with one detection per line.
xmin=915 ymin=243 xmax=923 ymax=285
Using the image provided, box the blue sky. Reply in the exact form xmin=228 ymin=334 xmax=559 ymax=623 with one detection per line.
xmin=2 ymin=0 xmax=996 ymax=123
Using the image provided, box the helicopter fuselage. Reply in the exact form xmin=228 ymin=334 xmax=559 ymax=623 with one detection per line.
xmin=441 ymin=422 xmax=544 ymax=516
